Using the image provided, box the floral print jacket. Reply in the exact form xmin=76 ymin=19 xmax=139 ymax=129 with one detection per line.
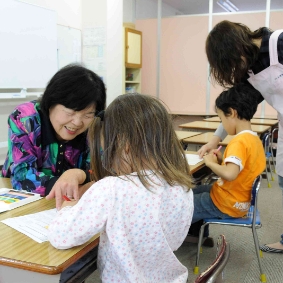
xmin=2 ymin=101 xmax=90 ymax=196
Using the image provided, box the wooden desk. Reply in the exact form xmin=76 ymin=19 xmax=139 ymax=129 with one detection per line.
xmin=175 ymin=130 xmax=202 ymax=141
xmin=250 ymin=118 xmax=278 ymax=126
xmin=179 ymin=121 xmax=220 ymax=131
xmin=251 ymin=124 xmax=271 ymax=134
xmin=186 ymin=151 xmax=205 ymax=174
xmin=179 ymin=121 xmax=270 ymax=135
xmin=0 ymin=178 xmax=99 ymax=283
xmin=184 ymin=132 xmax=233 ymax=151
xmin=203 ymin=117 xmax=220 ymax=122
xmin=203 ymin=117 xmax=278 ymax=126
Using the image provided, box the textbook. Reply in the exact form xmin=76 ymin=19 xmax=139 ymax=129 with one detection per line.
xmin=0 ymin=188 xmax=42 ymax=213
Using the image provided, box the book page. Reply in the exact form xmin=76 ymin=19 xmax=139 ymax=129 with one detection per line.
xmin=1 ymin=208 xmax=57 ymax=243
xmin=185 ymin=154 xmax=203 ymax=165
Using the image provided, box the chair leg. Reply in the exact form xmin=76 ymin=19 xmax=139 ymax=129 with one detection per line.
xmin=265 ymin=165 xmax=271 ymax=188
xmin=194 ymin=223 xmax=208 ymax=274
xmin=252 ymin=226 xmax=266 ymax=282
xmin=271 ymin=151 xmax=276 ymax=173
xmin=267 ymin=158 xmax=274 ymax=181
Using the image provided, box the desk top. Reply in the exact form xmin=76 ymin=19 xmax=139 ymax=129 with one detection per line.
xmin=175 ymin=131 xmax=202 ymax=141
xmin=179 ymin=121 xmax=270 ymax=134
xmin=203 ymin=117 xmax=278 ymax=126
xmin=183 ymin=132 xmax=233 ymax=146
xmin=186 ymin=151 xmax=205 ymax=174
xmin=179 ymin=121 xmax=221 ymax=131
xmin=0 ymin=178 xmax=99 ymax=275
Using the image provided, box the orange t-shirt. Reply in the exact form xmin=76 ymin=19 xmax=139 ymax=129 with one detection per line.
xmin=210 ymin=130 xmax=266 ymax=217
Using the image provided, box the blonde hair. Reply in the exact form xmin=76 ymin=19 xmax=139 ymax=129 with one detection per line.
xmin=88 ymin=94 xmax=192 ymax=191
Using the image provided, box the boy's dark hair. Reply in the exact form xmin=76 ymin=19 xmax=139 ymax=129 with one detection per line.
xmin=215 ymin=83 xmax=260 ymax=120
xmin=39 ymin=64 xmax=106 ymax=115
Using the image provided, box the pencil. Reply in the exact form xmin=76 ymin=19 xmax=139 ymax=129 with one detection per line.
xmin=63 ymin=195 xmax=71 ymax=201
xmin=214 ymin=145 xmax=222 ymax=156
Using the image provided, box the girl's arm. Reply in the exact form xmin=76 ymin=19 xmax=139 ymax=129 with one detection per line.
xmin=48 ymin=178 xmax=113 ymax=249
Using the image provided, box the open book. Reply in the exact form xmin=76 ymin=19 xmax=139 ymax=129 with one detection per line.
xmin=0 ymin=188 xmax=41 ymax=213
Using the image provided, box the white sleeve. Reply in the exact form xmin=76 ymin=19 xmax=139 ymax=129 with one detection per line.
xmin=214 ymin=123 xmax=227 ymax=141
xmin=48 ymin=178 xmax=114 ymax=249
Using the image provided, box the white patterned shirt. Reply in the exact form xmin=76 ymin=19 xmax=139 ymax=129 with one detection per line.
xmin=48 ymin=172 xmax=194 ymax=283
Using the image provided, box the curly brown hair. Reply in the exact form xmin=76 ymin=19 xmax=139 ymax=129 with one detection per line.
xmin=206 ymin=20 xmax=267 ymax=87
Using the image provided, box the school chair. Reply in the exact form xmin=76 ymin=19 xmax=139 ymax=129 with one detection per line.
xmin=194 ymin=175 xmax=267 ymax=283
xmin=194 ymin=235 xmax=230 ymax=283
xmin=262 ymin=132 xmax=274 ymax=188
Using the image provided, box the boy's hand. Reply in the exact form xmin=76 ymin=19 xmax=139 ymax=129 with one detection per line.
xmin=203 ymin=153 xmax=218 ymax=166
xmin=210 ymin=148 xmax=222 ymax=163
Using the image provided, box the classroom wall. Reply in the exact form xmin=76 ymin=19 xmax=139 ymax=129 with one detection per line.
xmin=136 ymin=10 xmax=283 ymax=116
xmin=0 ymin=0 xmax=123 ymax=164
xmin=136 ymin=0 xmax=183 ymax=19
xmin=18 ymin=0 xmax=82 ymax=29
xmin=0 ymin=0 xmax=83 ymax=165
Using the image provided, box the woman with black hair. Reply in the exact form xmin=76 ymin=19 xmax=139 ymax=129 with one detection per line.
xmin=2 ymin=64 xmax=106 ymax=209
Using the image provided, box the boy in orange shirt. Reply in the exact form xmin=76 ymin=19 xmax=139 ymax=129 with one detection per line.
xmin=192 ymin=83 xmax=266 ymax=224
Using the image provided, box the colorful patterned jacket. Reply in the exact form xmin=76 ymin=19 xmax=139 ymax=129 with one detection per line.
xmin=2 ymin=101 xmax=90 ymax=196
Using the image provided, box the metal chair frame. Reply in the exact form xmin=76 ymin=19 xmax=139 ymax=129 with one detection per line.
xmin=194 ymin=235 xmax=230 ymax=283
xmin=193 ymin=175 xmax=266 ymax=282
xmin=271 ymin=127 xmax=278 ymax=172
xmin=262 ymin=132 xmax=274 ymax=187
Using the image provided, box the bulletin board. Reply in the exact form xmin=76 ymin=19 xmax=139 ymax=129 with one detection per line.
xmin=57 ymin=25 xmax=82 ymax=69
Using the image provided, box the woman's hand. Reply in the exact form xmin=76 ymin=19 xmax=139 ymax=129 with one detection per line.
xmin=198 ymin=136 xmax=221 ymax=158
xmin=45 ymin=169 xmax=86 ymax=209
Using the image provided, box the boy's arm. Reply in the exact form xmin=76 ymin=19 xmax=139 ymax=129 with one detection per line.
xmin=203 ymin=153 xmax=240 ymax=181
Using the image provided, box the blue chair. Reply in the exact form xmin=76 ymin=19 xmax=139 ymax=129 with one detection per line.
xmin=193 ymin=175 xmax=266 ymax=283
xmin=262 ymin=132 xmax=274 ymax=188
xmin=194 ymin=235 xmax=230 ymax=283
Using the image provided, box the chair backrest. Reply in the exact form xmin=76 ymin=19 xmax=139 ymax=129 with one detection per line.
xmin=250 ymin=175 xmax=261 ymax=207
xmin=194 ymin=235 xmax=230 ymax=283
xmin=248 ymin=175 xmax=262 ymax=226
xmin=261 ymin=132 xmax=271 ymax=152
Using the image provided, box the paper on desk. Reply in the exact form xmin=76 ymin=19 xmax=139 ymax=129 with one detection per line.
xmin=186 ymin=154 xmax=203 ymax=165
xmin=1 ymin=208 xmax=57 ymax=243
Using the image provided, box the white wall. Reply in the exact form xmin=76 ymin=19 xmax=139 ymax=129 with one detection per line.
xmin=123 ymin=0 xmax=135 ymax=23
xmin=107 ymin=0 xmax=123 ymax=104
xmin=81 ymin=0 xmax=123 ymax=106
xmin=0 ymin=0 xmax=123 ymax=164
xmin=19 ymin=0 xmax=82 ymax=28
xmin=0 ymin=0 xmax=83 ymax=164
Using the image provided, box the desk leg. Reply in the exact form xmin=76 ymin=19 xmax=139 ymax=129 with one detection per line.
xmin=0 ymin=265 xmax=60 ymax=283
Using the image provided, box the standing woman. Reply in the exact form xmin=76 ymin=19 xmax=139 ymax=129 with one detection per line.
xmin=198 ymin=20 xmax=283 ymax=253
xmin=2 ymin=64 xmax=106 ymax=209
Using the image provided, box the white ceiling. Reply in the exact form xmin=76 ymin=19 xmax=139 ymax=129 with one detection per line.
xmin=161 ymin=0 xmax=283 ymax=15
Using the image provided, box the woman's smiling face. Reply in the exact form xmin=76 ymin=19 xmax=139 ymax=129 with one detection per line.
xmin=49 ymin=104 xmax=96 ymax=141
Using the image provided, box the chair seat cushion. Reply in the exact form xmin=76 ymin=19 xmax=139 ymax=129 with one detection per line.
xmin=204 ymin=211 xmax=261 ymax=226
